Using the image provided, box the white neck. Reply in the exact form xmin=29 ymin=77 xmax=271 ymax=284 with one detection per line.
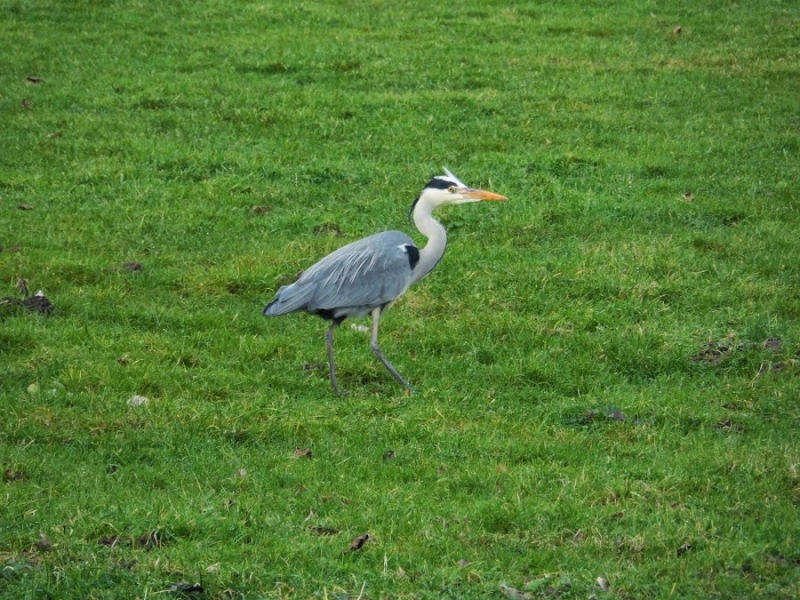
xmin=409 ymin=194 xmax=447 ymax=285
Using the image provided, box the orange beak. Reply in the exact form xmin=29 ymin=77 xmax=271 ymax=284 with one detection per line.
xmin=460 ymin=187 xmax=508 ymax=201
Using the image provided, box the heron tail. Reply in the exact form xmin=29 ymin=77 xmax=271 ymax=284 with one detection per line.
xmin=262 ymin=282 xmax=312 ymax=317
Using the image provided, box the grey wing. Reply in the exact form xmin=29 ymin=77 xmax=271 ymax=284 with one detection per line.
xmin=264 ymin=231 xmax=418 ymax=318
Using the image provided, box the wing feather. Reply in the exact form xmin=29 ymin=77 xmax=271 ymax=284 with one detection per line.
xmin=264 ymin=231 xmax=417 ymax=318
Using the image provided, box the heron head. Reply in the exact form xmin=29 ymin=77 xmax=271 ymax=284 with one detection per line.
xmin=421 ymin=167 xmax=508 ymax=206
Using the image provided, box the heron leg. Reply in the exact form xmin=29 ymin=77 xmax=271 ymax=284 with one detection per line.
xmin=369 ymin=307 xmax=412 ymax=393
xmin=325 ymin=320 xmax=346 ymax=395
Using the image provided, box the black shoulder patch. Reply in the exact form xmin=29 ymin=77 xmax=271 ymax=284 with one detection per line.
xmin=404 ymin=244 xmax=420 ymax=270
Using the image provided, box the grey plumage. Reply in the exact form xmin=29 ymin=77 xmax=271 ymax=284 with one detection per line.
xmin=264 ymin=230 xmax=417 ymax=321
xmin=263 ymin=169 xmax=507 ymax=394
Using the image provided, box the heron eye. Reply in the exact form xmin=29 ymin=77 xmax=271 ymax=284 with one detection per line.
xmin=447 ymin=186 xmax=456 ymax=193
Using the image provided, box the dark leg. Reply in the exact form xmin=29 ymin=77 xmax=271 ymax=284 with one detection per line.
xmin=369 ymin=307 xmax=412 ymax=393
xmin=325 ymin=320 xmax=346 ymax=395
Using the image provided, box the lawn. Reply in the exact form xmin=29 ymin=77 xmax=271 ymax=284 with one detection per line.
xmin=1 ymin=0 xmax=798 ymax=598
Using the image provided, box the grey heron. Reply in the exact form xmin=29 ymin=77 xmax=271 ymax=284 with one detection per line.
xmin=263 ymin=168 xmax=507 ymax=394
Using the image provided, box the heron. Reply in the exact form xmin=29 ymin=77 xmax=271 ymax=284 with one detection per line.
xmin=263 ymin=168 xmax=507 ymax=394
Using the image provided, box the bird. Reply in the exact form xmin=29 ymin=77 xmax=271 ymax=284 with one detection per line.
xmin=262 ymin=168 xmax=507 ymax=394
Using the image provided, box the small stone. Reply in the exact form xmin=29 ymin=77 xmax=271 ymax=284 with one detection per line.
xmin=128 ymin=394 xmax=148 ymax=407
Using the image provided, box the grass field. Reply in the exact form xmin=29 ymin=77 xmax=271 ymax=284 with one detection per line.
xmin=1 ymin=0 xmax=799 ymax=598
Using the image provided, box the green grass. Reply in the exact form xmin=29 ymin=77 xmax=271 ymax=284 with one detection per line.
xmin=1 ymin=0 xmax=798 ymax=598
